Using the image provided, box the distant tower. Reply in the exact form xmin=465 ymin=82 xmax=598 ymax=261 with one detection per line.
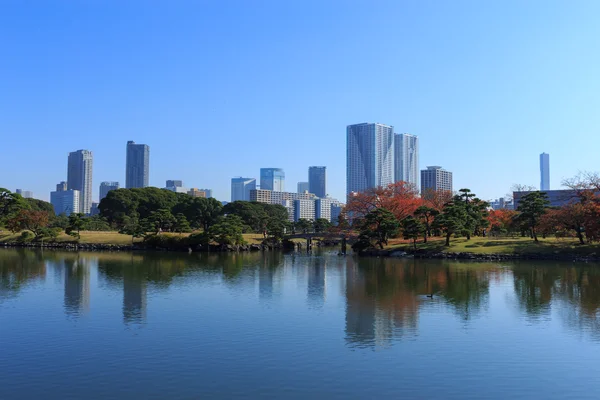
xmin=308 ymin=166 xmax=327 ymax=198
xmin=394 ymin=133 xmax=419 ymax=191
xmin=420 ymin=166 xmax=453 ymax=195
xmin=297 ymin=182 xmax=309 ymax=193
xmin=346 ymin=123 xmax=395 ymax=195
xmin=67 ymin=150 xmax=93 ymax=214
xmin=231 ymin=177 xmax=256 ymax=202
xmin=100 ymin=181 xmax=120 ymax=201
xmin=126 ymin=141 xmax=150 ymax=189
xmin=540 ymin=152 xmax=550 ymax=191
xmin=260 ymin=168 xmax=285 ymax=192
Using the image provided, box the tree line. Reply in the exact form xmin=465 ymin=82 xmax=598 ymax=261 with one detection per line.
xmin=348 ymin=174 xmax=600 ymax=252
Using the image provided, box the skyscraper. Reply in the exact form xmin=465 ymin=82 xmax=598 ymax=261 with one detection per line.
xmin=100 ymin=181 xmax=120 ymax=201
xmin=420 ymin=166 xmax=452 ymax=195
xmin=231 ymin=177 xmax=256 ymax=202
xmin=56 ymin=181 xmax=67 ymax=192
xmin=126 ymin=141 xmax=150 ymax=189
xmin=308 ymin=166 xmax=327 ymax=198
xmin=15 ymin=189 xmax=33 ymax=199
xmin=50 ymin=189 xmax=80 ymax=216
xmin=166 ymin=180 xmax=183 ymax=188
xmin=67 ymin=150 xmax=93 ymax=214
xmin=346 ymin=123 xmax=395 ymax=195
xmin=394 ymin=133 xmax=419 ymax=190
xmin=297 ymin=182 xmax=309 ymax=193
xmin=540 ymin=152 xmax=550 ymax=191
xmin=260 ymin=168 xmax=285 ymax=192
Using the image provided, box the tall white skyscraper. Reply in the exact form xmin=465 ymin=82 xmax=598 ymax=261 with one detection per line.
xmin=540 ymin=152 xmax=550 ymax=191
xmin=67 ymin=150 xmax=93 ymax=214
xmin=346 ymin=123 xmax=395 ymax=195
xmin=394 ymin=133 xmax=419 ymax=190
xmin=231 ymin=177 xmax=256 ymax=201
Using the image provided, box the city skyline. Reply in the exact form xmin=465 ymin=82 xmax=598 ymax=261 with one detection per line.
xmin=3 ymin=2 xmax=596 ymax=203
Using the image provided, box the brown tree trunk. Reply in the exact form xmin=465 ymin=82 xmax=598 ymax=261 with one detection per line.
xmin=445 ymin=232 xmax=451 ymax=246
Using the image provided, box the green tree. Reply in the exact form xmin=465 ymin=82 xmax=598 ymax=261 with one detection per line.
xmin=66 ymin=213 xmax=85 ymax=239
xmin=402 ymin=216 xmax=424 ymax=250
xmin=266 ymin=217 xmax=288 ymax=240
xmin=0 ymin=188 xmax=25 ymax=225
xmin=119 ymin=214 xmax=146 ymax=244
xmin=144 ymin=208 xmax=176 ymax=234
xmin=295 ymin=218 xmax=313 ymax=234
xmin=49 ymin=213 xmax=69 ymax=229
xmin=414 ymin=206 xmax=439 ymax=243
xmin=516 ymin=191 xmax=550 ymax=241
xmin=208 ymin=215 xmax=245 ymax=245
xmin=82 ymin=215 xmax=111 ymax=231
xmin=174 ymin=213 xmax=192 ymax=233
xmin=360 ymin=208 xmax=400 ymax=249
xmin=434 ymin=201 xmax=467 ymax=246
xmin=313 ymin=218 xmax=332 ymax=233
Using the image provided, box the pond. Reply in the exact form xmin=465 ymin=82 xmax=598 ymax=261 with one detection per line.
xmin=1 ymin=249 xmax=599 ymax=399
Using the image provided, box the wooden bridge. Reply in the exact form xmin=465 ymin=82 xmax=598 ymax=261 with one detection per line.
xmin=283 ymin=232 xmax=356 ymax=253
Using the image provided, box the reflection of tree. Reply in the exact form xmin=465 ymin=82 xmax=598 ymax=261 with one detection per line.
xmin=512 ymin=265 xmax=561 ymax=319
xmin=0 ymin=249 xmax=46 ymax=302
xmin=513 ymin=264 xmax=600 ymax=340
xmin=345 ymin=259 xmax=493 ymax=348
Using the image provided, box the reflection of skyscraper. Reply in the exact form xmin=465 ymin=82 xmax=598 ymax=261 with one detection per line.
xmin=123 ymin=269 xmax=147 ymax=324
xmin=64 ymin=259 xmax=90 ymax=316
xmin=307 ymin=259 xmax=326 ymax=309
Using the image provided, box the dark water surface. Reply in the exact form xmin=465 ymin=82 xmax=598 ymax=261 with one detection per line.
xmin=1 ymin=249 xmax=599 ymax=399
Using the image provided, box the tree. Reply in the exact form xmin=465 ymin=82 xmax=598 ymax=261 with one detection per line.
xmin=174 ymin=213 xmax=192 ymax=233
xmin=313 ymin=218 xmax=332 ymax=233
xmin=265 ymin=217 xmax=288 ymax=240
xmin=208 ymin=215 xmax=245 ymax=246
xmin=66 ymin=213 xmax=85 ymax=239
xmin=556 ymin=203 xmax=587 ymax=244
xmin=0 ymin=188 xmax=25 ymax=225
xmin=359 ymin=208 xmax=400 ymax=249
xmin=487 ymin=209 xmax=518 ymax=237
xmin=402 ymin=216 xmax=424 ymax=250
xmin=414 ymin=206 xmax=439 ymax=243
xmin=516 ymin=191 xmax=550 ymax=242
xmin=119 ymin=214 xmax=146 ymax=244
xmin=434 ymin=201 xmax=466 ymax=246
xmin=144 ymin=209 xmax=176 ymax=234
xmin=295 ymin=219 xmax=313 ymax=234
xmin=6 ymin=209 xmax=50 ymax=239
xmin=346 ymin=181 xmax=422 ymax=221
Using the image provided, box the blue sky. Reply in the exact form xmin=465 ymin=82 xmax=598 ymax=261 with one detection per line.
xmin=2 ymin=0 xmax=599 ymax=202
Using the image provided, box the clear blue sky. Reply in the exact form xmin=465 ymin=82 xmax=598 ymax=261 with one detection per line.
xmin=2 ymin=0 xmax=600 ymax=202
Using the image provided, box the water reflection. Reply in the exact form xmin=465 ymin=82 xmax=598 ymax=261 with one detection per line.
xmin=0 ymin=250 xmax=599 ymax=343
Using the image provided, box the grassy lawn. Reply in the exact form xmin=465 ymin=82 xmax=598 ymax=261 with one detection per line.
xmin=0 ymin=230 xmax=268 ymax=245
xmin=386 ymin=236 xmax=600 ymax=256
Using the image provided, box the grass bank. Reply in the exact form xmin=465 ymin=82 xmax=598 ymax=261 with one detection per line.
xmin=0 ymin=231 xmax=267 ymax=245
xmin=385 ymin=236 xmax=600 ymax=257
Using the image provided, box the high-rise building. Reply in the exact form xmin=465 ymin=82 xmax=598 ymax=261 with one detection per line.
xmin=67 ymin=149 xmax=93 ymax=214
xmin=50 ymin=189 xmax=80 ymax=216
xmin=420 ymin=166 xmax=452 ymax=195
xmin=15 ymin=189 xmax=33 ymax=199
xmin=260 ymin=168 xmax=285 ymax=192
xmin=126 ymin=141 xmax=150 ymax=189
xmin=394 ymin=133 xmax=419 ymax=190
xmin=294 ymin=199 xmax=316 ymax=222
xmin=297 ymin=182 xmax=309 ymax=193
xmin=56 ymin=181 xmax=67 ymax=192
xmin=540 ymin=152 xmax=550 ymax=191
xmin=309 ymin=166 xmax=327 ymax=198
xmin=188 ymin=188 xmax=207 ymax=198
xmin=346 ymin=123 xmax=395 ymax=195
xmin=100 ymin=181 xmax=120 ymax=201
xmin=231 ymin=177 xmax=256 ymax=202
xmin=315 ymin=198 xmax=334 ymax=222
xmin=199 ymin=189 xmax=213 ymax=198
xmin=166 ymin=180 xmax=183 ymax=188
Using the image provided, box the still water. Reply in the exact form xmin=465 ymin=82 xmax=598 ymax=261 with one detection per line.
xmin=1 ymin=249 xmax=599 ymax=399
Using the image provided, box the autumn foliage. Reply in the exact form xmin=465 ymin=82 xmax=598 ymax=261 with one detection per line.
xmin=346 ymin=181 xmax=424 ymax=222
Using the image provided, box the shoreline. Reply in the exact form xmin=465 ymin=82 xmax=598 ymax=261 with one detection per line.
xmin=359 ymin=247 xmax=600 ymax=263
